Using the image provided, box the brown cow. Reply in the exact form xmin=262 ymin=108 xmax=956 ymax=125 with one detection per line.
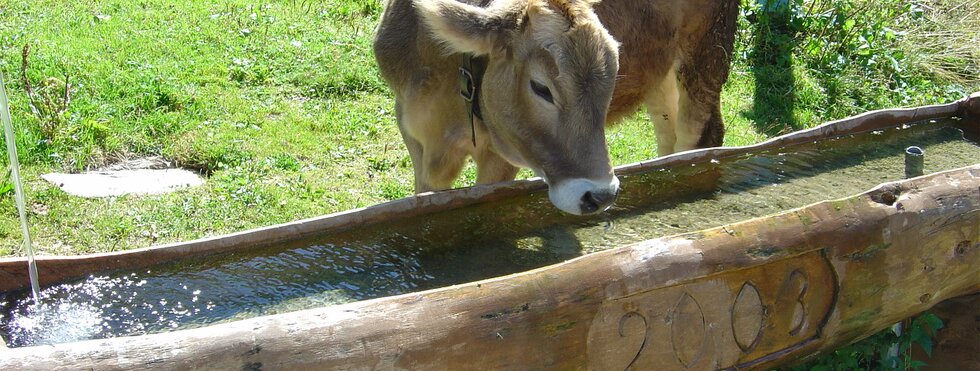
xmin=374 ymin=0 xmax=737 ymax=215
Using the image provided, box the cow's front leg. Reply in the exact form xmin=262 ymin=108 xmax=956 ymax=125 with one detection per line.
xmin=417 ymin=140 xmax=467 ymax=192
xmin=674 ymin=82 xmax=724 ymax=152
xmin=473 ymin=147 xmax=518 ymax=185
xmin=394 ymin=92 xmax=470 ymax=192
xmin=673 ymin=26 xmax=731 ymax=152
xmin=645 ymin=67 xmax=681 ymax=156
xmin=394 ymin=100 xmax=428 ymax=192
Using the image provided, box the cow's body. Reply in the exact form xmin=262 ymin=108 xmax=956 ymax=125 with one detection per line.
xmin=374 ymin=0 xmax=738 ymax=214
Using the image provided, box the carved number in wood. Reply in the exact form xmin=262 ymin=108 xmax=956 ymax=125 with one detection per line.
xmin=670 ymin=293 xmax=706 ymax=367
xmin=620 ymin=311 xmax=647 ymax=369
xmin=732 ymin=282 xmax=764 ymax=352
xmin=587 ymin=251 xmax=837 ymax=370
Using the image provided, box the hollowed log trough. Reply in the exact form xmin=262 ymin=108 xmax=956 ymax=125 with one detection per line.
xmin=1 ymin=94 xmax=978 ymax=369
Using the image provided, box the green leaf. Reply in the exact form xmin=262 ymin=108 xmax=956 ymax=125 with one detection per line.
xmin=909 ymin=360 xmax=928 ymax=371
xmin=910 ymin=325 xmax=926 ymax=342
xmin=0 ymin=181 xmax=12 ymax=197
xmin=883 ymin=28 xmax=896 ymax=41
xmin=919 ymin=336 xmax=934 ymax=357
xmin=922 ymin=313 xmax=944 ymax=331
xmin=900 ymin=338 xmax=913 ymax=353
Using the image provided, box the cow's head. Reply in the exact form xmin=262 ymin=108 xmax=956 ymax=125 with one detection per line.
xmin=416 ymin=0 xmax=620 ymax=215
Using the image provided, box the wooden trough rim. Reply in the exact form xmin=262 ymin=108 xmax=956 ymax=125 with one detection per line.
xmin=1 ymin=92 xmax=977 ymax=293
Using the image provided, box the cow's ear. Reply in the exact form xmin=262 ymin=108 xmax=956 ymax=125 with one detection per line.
xmin=414 ymin=0 xmax=523 ymax=55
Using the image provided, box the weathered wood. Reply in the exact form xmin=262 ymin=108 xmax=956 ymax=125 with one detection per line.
xmin=0 ymin=95 xmax=976 ymax=292
xmin=2 ymin=165 xmax=976 ymax=370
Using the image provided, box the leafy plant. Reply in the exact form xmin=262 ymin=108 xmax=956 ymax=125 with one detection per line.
xmin=742 ymin=0 xmax=977 ymax=130
xmin=785 ymin=312 xmax=944 ymax=370
xmin=19 ymin=44 xmax=73 ymax=141
xmin=0 ymin=180 xmax=12 ymax=198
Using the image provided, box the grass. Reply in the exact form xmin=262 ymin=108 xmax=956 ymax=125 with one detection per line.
xmin=0 ymin=0 xmax=399 ymax=254
xmin=0 ymin=0 xmax=976 ymax=256
xmin=0 ymin=0 xmax=974 ymax=366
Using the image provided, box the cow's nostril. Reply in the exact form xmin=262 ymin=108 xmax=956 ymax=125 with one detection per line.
xmin=580 ymin=192 xmax=600 ymax=214
xmin=580 ymin=190 xmax=617 ymax=215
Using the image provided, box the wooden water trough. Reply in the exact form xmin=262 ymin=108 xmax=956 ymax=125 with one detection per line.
xmin=1 ymin=93 xmax=978 ymax=369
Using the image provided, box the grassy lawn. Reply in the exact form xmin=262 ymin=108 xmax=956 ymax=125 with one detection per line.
xmin=0 ymin=0 xmax=976 ymax=367
xmin=0 ymin=0 xmax=976 ymax=256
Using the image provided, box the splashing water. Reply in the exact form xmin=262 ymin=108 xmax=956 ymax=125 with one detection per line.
xmin=1 ymin=274 xmax=197 ymax=345
xmin=3 ymin=299 xmax=102 ymax=346
xmin=0 ymin=241 xmax=433 ymax=347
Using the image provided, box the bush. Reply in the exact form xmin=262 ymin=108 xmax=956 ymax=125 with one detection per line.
xmin=742 ymin=0 xmax=977 ymax=129
xmin=784 ymin=312 xmax=944 ymax=370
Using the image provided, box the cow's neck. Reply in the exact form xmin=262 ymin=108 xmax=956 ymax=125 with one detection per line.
xmin=459 ymin=54 xmax=488 ymax=147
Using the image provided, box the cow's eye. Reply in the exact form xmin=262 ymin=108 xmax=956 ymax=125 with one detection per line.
xmin=530 ymin=80 xmax=554 ymax=104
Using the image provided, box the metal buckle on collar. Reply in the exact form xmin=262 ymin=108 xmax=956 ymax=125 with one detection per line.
xmin=459 ymin=66 xmax=476 ymax=102
xmin=459 ymin=57 xmax=482 ymax=147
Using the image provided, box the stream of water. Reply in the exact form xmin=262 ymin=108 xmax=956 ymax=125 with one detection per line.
xmin=1 ymin=74 xmax=41 ymax=307
xmin=1 ymin=118 xmax=977 ymax=347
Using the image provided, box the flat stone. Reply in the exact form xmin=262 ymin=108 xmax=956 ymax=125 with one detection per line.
xmin=42 ymin=169 xmax=204 ymax=198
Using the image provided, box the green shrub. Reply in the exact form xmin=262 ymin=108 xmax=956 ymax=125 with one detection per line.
xmin=784 ymin=312 xmax=944 ymax=370
xmin=742 ymin=0 xmax=977 ymax=130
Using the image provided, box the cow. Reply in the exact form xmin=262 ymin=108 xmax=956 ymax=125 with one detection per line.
xmin=373 ymin=0 xmax=738 ymax=215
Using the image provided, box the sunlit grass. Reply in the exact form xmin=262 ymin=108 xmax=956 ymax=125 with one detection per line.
xmin=0 ymin=0 xmax=975 ymax=255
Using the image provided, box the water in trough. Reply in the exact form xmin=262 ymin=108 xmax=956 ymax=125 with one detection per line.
xmin=1 ymin=118 xmax=978 ymax=347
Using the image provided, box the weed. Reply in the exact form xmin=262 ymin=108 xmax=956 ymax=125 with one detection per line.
xmin=740 ymin=0 xmax=978 ymax=134
xmin=0 ymin=180 xmax=11 ymax=198
xmin=784 ymin=312 xmax=944 ymax=370
xmin=266 ymin=153 xmax=300 ymax=171
xmin=19 ymin=44 xmax=72 ymax=141
xmin=377 ymin=179 xmax=410 ymax=200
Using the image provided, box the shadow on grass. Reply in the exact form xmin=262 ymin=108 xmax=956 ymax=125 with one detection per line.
xmin=747 ymin=1 xmax=800 ymax=136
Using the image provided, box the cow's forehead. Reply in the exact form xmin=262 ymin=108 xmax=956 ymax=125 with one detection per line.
xmin=524 ymin=11 xmax=601 ymax=50
xmin=543 ymin=26 xmax=618 ymax=83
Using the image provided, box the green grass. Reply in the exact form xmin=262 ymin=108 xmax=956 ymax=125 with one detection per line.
xmin=0 ymin=0 xmax=974 ymax=366
xmin=0 ymin=0 xmax=975 ymax=258
xmin=0 ymin=0 xmax=399 ymax=254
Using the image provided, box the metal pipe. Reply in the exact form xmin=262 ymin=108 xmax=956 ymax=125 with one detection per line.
xmin=904 ymin=146 xmax=924 ymax=179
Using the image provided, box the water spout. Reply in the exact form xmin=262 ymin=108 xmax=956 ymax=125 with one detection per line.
xmin=0 ymin=73 xmax=41 ymax=300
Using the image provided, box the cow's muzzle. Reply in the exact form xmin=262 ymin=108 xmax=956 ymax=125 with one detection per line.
xmin=548 ymin=176 xmax=620 ymax=215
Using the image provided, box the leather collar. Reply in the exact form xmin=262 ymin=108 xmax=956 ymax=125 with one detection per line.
xmin=459 ymin=54 xmax=488 ymax=146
